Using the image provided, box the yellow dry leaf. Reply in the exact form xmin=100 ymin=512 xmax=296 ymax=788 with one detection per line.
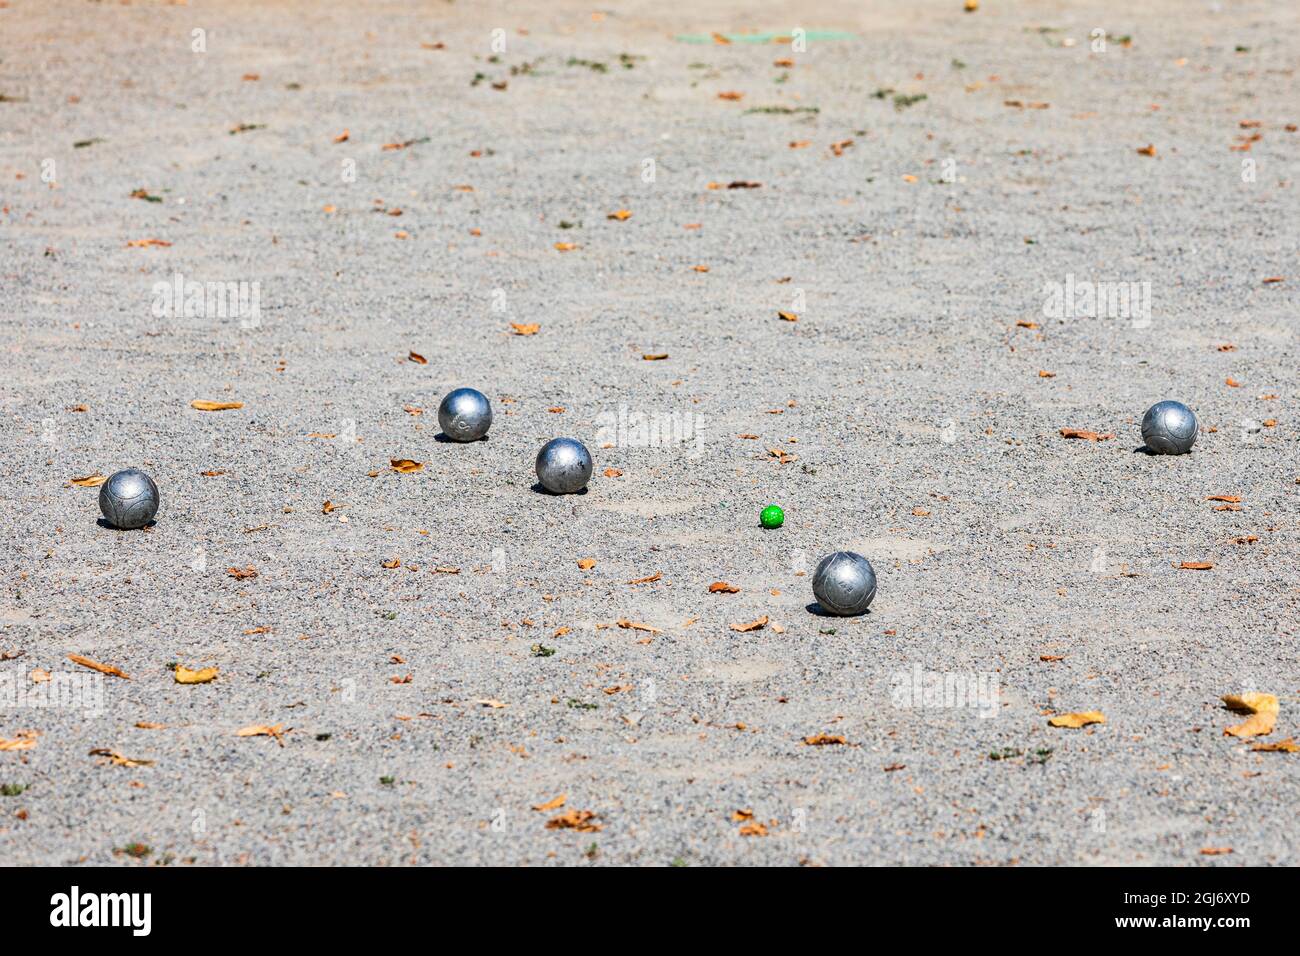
xmin=390 ymin=458 xmax=424 ymax=473
xmin=577 ymin=558 xmax=596 ymax=570
xmin=777 ymin=311 xmax=799 ymax=322
xmin=1048 ymin=711 xmax=1106 ymax=728
xmin=803 ymin=733 xmax=848 ymax=746
xmin=730 ymin=616 xmax=768 ymax=632
xmin=190 ymin=400 xmax=244 ymax=412
xmin=0 ymin=731 xmax=38 ymax=752
xmin=475 ymin=698 xmax=506 ymax=709
xmin=607 ymin=209 xmax=632 ymax=221
xmin=616 ymin=619 xmax=661 ymax=634
xmin=236 ymin=724 xmax=289 ymax=746
xmin=532 ymin=794 xmax=566 ymax=812
xmin=509 ymin=323 xmax=540 ymax=335
xmin=174 ymin=665 xmax=218 ymax=685
xmin=1222 ymin=692 xmax=1278 ymax=737
xmin=554 ymin=242 xmax=577 ymax=252
xmin=70 ymin=473 xmax=107 ymax=487
xmin=1251 ymin=738 xmax=1297 ymax=753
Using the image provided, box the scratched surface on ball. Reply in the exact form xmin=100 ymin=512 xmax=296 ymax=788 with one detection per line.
xmin=437 ymin=387 xmax=492 ymax=442
xmin=812 ymin=551 xmax=877 ymax=616
xmin=1141 ymin=400 xmax=1198 ymax=455
xmin=98 ymin=469 xmax=160 ymax=529
xmin=535 ymin=438 xmax=592 ymax=494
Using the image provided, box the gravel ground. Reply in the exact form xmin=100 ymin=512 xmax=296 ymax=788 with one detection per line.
xmin=0 ymin=0 xmax=1296 ymax=866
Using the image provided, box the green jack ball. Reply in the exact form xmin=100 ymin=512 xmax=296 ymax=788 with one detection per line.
xmin=760 ymin=504 xmax=784 ymax=529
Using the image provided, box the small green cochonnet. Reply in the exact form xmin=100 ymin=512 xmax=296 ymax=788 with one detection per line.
xmin=760 ymin=504 xmax=784 ymax=529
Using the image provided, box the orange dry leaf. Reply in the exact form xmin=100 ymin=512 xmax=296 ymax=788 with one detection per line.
xmin=577 ymin=558 xmax=596 ymax=570
xmin=126 ymin=238 xmax=172 ymax=248
xmin=67 ymin=654 xmax=130 ymax=680
xmin=1048 ymin=711 xmax=1106 ymax=728
xmin=730 ymin=616 xmax=768 ymax=633
xmin=546 ymin=809 xmax=601 ymax=832
xmin=1206 ymin=495 xmax=1242 ymax=503
xmin=407 ymin=351 xmax=427 ymax=364
xmin=235 ymin=723 xmax=289 ymax=746
xmin=190 ymin=400 xmax=244 ymax=412
xmin=1017 ymin=320 xmax=1040 ymax=329
xmin=777 ymin=311 xmax=799 ymax=322
xmin=709 ymin=582 xmax=740 ymax=594
xmin=1200 ymin=847 xmax=1233 ymax=856
xmin=1175 ymin=561 xmax=1214 ymax=571
xmin=554 ymin=242 xmax=577 ymax=252
xmin=1137 ymin=144 xmax=1157 ymax=156
xmin=1222 ymin=692 xmax=1278 ymax=737
xmin=642 ymin=354 xmax=669 ymax=361
xmin=738 ymin=820 xmax=769 ymax=836
xmin=510 ymin=323 xmax=540 ymax=335
xmin=333 ymin=130 xmax=350 ymax=143
xmin=0 ymin=731 xmax=39 ymax=752
xmin=532 ymin=794 xmax=566 ymax=812
xmin=616 ymin=619 xmax=661 ymax=634
xmin=803 ymin=733 xmax=848 ymax=746
xmin=227 ymin=565 xmax=258 ymax=580
xmin=607 ymin=209 xmax=632 ymax=221
xmin=381 ymin=558 xmax=402 ymax=569
xmin=1251 ymin=738 xmax=1297 ymax=753
xmin=627 ymin=572 xmax=662 ymax=585
xmin=789 ymin=140 xmax=811 ymax=149
xmin=70 ymin=473 xmax=107 ymax=487
xmin=1059 ymin=428 xmax=1113 ymax=441
xmin=390 ymin=458 xmax=424 ymax=473
xmin=717 ymin=91 xmax=744 ymax=101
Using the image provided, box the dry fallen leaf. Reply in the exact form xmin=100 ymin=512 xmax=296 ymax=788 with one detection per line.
xmin=709 ymin=582 xmax=740 ymax=594
xmin=730 ymin=616 xmax=769 ymax=633
xmin=642 ymin=353 xmax=669 ymax=361
xmin=717 ymin=91 xmax=744 ymax=101
xmin=227 ymin=565 xmax=259 ymax=580
xmin=0 ymin=731 xmax=38 ymax=752
xmin=532 ymin=794 xmax=566 ymax=812
xmin=777 ymin=311 xmax=799 ymax=322
xmin=475 ymin=698 xmax=507 ymax=709
xmin=1060 ymin=428 xmax=1114 ymax=442
xmin=738 ymin=820 xmax=769 ymax=836
xmin=627 ymin=572 xmax=662 ymax=585
xmin=1048 ymin=711 xmax=1106 ymax=728
xmin=577 ymin=558 xmax=596 ymax=570
xmin=1206 ymin=495 xmax=1242 ymax=503
xmin=190 ymin=400 xmax=244 ymax=412
xmin=67 ymin=654 xmax=129 ymax=680
xmin=236 ymin=723 xmax=289 ymax=746
xmin=546 ymin=809 xmax=601 ymax=832
xmin=1222 ymin=692 xmax=1278 ymax=737
xmin=803 ymin=733 xmax=848 ymax=746
xmin=174 ymin=665 xmax=218 ymax=685
xmin=603 ymin=467 xmax=623 ymax=477
xmin=1200 ymin=847 xmax=1233 ymax=856
xmin=126 ymin=238 xmax=172 ymax=248
xmin=1175 ymin=561 xmax=1214 ymax=571
xmin=407 ymin=351 xmax=427 ymax=365
xmin=553 ymin=242 xmax=577 ymax=252
xmin=390 ymin=458 xmax=424 ymax=473
xmin=70 ymin=473 xmax=107 ymax=487
xmin=510 ymin=323 xmax=540 ymax=336
xmin=616 ymin=619 xmax=661 ymax=634
xmin=89 ymin=748 xmax=154 ymax=768
xmin=1251 ymin=738 xmax=1297 ymax=753
xmin=1137 ymin=144 xmax=1157 ymax=156
xmin=607 ymin=209 xmax=632 ymax=221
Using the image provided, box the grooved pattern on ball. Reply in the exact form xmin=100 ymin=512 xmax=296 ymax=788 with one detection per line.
xmin=1141 ymin=401 xmax=1198 ymax=455
xmin=98 ymin=469 xmax=160 ymax=529
xmin=812 ymin=551 xmax=877 ymax=616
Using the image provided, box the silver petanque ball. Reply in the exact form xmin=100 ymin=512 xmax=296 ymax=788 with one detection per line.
xmin=812 ymin=551 xmax=877 ymax=616
xmin=1141 ymin=400 xmax=1198 ymax=455
xmin=98 ymin=468 xmax=160 ymax=530
xmin=535 ymin=437 xmax=593 ymax=494
xmin=437 ymin=387 xmax=493 ymax=442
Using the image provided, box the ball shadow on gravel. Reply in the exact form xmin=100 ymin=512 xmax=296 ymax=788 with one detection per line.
xmin=435 ymin=432 xmax=489 ymax=443
xmin=531 ymin=482 xmax=588 ymax=496
xmin=96 ymin=518 xmax=155 ymax=531
xmin=805 ymin=602 xmax=870 ymax=617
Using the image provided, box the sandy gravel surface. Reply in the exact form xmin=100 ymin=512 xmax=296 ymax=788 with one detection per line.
xmin=0 ymin=0 xmax=1296 ymax=865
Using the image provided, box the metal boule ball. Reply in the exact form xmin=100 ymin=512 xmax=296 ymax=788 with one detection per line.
xmin=1141 ymin=400 xmax=1197 ymax=455
xmin=437 ymin=387 xmax=493 ymax=442
xmin=98 ymin=468 xmax=160 ymax=529
xmin=535 ymin=438 xmax=592 ymax=494
xmin=812 ymin=551 xmax=877 ymax=616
